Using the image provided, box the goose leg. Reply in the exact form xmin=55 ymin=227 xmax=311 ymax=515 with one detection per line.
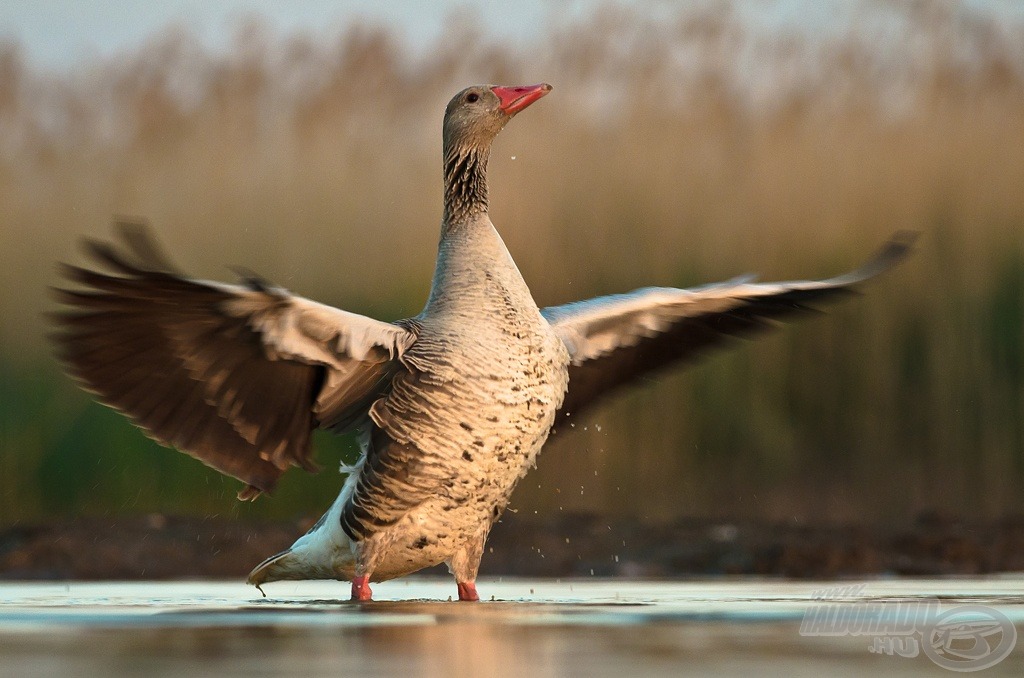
xmin=351 ymin=575 xmax=373 ymax=601
xmin=456 ymin=581 xmax=479 ymax=602
xmin=448 ymin=529 xmax=487 ymax=602
xmin=351 ymin=538 xmax=386 ymax=601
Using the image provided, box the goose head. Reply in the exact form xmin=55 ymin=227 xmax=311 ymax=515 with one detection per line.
xmin=441 ymin=83 xmax=551 ymax=224
xmin=442 ymin=83 xmax=552 ymax=153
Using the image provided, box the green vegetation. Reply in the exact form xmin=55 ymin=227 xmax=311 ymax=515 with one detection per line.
xmin=2 ymin=3 xmax=1023 ymax=524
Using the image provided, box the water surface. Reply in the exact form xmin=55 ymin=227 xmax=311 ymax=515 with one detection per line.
xmin=2 ymin=577 xmax=1023 ymax=676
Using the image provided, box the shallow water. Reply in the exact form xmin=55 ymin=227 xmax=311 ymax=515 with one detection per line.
xmin=2 ymin=577 xmax=1023 ymax=676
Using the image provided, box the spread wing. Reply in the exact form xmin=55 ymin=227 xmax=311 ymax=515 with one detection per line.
xmin=51 ymin=223 xmax=417 ymax=499
xmin=543 ymin=233 xmax=915 ymax=420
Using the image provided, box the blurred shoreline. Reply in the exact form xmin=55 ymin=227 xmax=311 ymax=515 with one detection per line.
xmin=3 ymin=511 xmax=1023 ymax=580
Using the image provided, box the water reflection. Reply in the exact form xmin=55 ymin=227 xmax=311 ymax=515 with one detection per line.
xmin=2 ymin=579 xmax=1023 ymax=677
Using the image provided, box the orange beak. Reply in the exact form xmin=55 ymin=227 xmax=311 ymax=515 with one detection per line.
xmin=491 ymin=83 xmax=552 ymax=115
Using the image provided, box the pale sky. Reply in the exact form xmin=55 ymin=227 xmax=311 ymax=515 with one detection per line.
xmin=0 ymin=0 xmax=587 ymax=70
xmin=1 ymin=0 xmax=1019 ymax=72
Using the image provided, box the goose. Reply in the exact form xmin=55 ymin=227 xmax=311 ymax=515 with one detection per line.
xmin=52 ymin=83 xmax=913 ymax=601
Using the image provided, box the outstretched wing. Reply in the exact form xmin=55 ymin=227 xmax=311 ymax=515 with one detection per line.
xmin=542 ymin=233 xmax=915 ymax=420
xmin=51 ymin=223 xmax=417 ymax=499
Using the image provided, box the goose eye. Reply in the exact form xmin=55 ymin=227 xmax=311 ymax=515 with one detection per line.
xmin=466 ymin=92 xmax=479 ymax=103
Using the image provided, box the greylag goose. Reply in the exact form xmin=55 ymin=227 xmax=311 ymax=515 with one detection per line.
xmin=52 ymin=83 xmax=913 ymax=601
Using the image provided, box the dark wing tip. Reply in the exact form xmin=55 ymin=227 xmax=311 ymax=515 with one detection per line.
xmin=112 ymin=217 xmax=180 ymax=273
xmin=67 ymin=218 xmax=175 ymax=277
xmin=229 ymin=266 xmax=275 ymax=293
xmin=827 ymin=230 xmax=919 ymax=287
xmin=873 ymin=230 xmax=919 ymax=268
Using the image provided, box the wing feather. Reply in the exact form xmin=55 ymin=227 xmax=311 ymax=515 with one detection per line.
xmin=543 ymin=233 xmax=916 ymax=419
xmin=52 ymin=223 xmax=417 ymax=497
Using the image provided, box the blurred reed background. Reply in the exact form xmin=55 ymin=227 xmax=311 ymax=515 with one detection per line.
xmin=1 ymin=1 xmax=1022 ymax=527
